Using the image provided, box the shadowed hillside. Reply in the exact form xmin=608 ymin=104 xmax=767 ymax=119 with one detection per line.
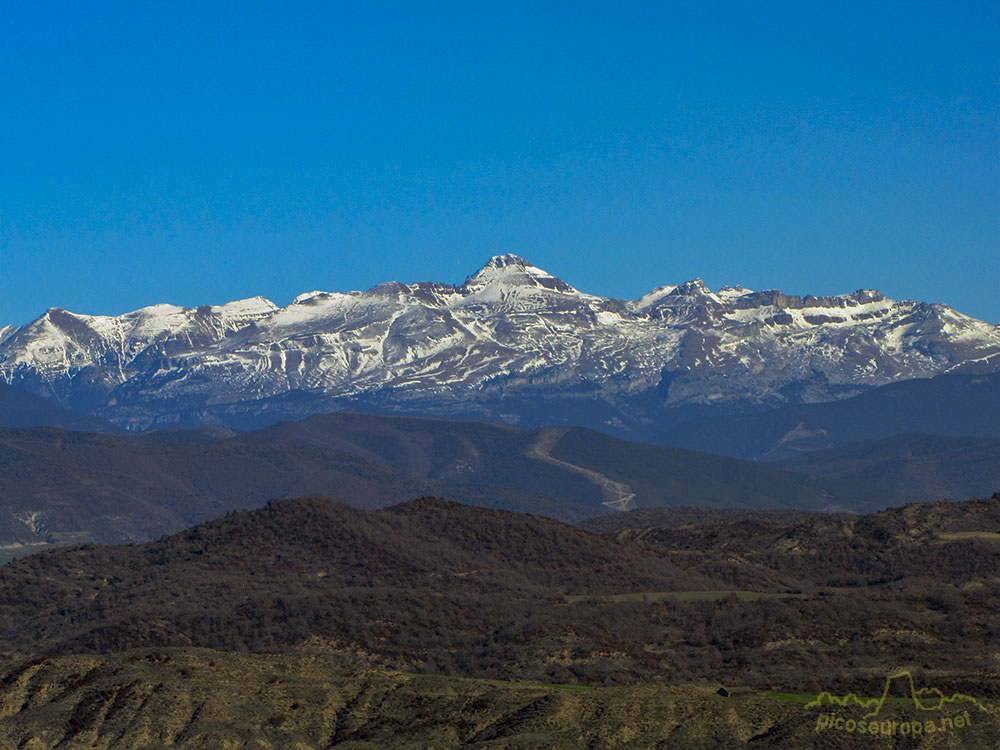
xmin=0 ymin=382 xmax=118 ymax=433
xmin=662 ymin=373 xmax=1000 ymax=460
xmin=0 ymin=412 xmax=901 ymax=562
xmin=244 ymin=412 xmax=902 ymax=511
xmin=772 ymin=433 xmax=1000 ymax=502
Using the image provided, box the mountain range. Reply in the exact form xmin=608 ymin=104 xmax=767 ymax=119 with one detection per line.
xmin=3 ymin=255 xmax=998 ymax=435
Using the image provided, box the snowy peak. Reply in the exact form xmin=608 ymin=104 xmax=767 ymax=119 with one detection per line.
xmin=214 ymin=296 xmax=279 ymax=316
xmin=670 ymin=279 xmax=713 ymax=297
xmin=468 ymin=253 xmax=537 ymax=277
xmin=717 ymin=285 xmax=753 ymax=301
xmin=2 ymin=255 xmax=998 ymax=431
xmin=633 ymin=285 xmax=679 ymax=311
xmin=292 ymin=290 xmax=329 ymax=305
xmin=462 ymin=255 xmax=576 ymax=294
xmin=0 ymin=296 xmax=282 ymax=387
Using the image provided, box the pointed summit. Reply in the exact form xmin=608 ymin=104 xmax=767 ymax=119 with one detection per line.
xmin=671 ymin=279 xmax=712 ymax=296
xmin=463 ymin=255 xmax=575 ymax=293
xmin=479 ymin=253 xmax=533 ymax=270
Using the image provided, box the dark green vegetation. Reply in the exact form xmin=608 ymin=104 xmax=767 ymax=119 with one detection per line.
xmin=579 ymin=506 xmax=828 ymax=534
xmin=0 ymin=411 xmax=898 ymax=563
xmin=0 ymin=497 xmax=718 ymax=676
xmin=2 ymin=495 xmax=998 ymax=701
xmin=663 ymin=372 xmax=1000 ymax=460
xmin=603 ymin=495 xmax=1000 ymax=694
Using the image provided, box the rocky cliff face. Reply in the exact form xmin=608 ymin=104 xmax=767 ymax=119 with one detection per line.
xmin=2 ymin=255 xmax=998 ymax=432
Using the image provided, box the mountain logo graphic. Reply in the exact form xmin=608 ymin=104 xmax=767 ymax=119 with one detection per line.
xmin=807 ymin=670 xmax=987 ymax=719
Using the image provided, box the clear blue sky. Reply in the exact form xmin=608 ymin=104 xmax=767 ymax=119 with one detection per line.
xmin=1 ymin=0 xmax=997 ymax=326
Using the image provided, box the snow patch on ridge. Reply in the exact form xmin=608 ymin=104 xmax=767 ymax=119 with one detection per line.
xmin=2 ymin=255 xmax=999 ymax=428
xmin=462 ymin=254 xmax=577 ymax=293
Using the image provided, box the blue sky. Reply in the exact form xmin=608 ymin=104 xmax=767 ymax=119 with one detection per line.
xmin=1 ymin=0 xmax=997 ymax=325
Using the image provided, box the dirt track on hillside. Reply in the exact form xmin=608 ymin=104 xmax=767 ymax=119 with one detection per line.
xmin=526 ymin=428 xmax=636 ymax=511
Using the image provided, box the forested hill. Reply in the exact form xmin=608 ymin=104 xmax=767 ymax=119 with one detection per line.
xmin=2 ymin=494 xmax=998 ymax=693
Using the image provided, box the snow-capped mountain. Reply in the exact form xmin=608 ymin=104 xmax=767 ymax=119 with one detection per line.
xmin=2 ymin=254 xmax=999 ymax=433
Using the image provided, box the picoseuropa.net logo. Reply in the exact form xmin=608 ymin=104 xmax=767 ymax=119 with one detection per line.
xmin=807 ymin=670 xmax=987 ymax=738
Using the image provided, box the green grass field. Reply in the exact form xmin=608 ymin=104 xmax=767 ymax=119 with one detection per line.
xmin=938 ymin=531 xmax=1000 ymax=542
xmin=404 ymin=672 xmax=596 ymax=691
xmin=564 ymin=590 xmax=807 ymax=604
